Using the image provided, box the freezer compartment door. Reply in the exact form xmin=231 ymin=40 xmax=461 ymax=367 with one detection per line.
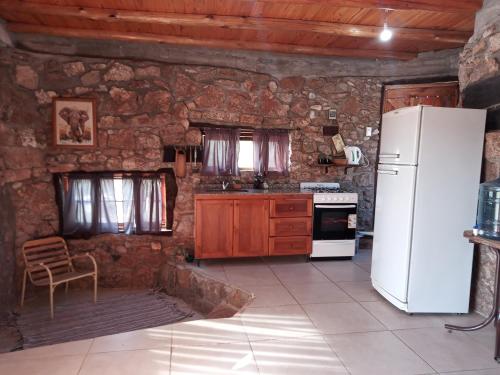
xmin=379 ymin=106 xmax=422 ymax=165
xmin=372 ymin=164 xmax=417 ymax=303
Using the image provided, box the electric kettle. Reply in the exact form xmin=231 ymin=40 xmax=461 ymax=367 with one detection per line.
xmin=344 ymin=146 xmax=362 ymax=165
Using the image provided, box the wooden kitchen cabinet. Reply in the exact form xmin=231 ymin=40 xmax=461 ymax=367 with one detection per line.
xmin=234 ymin=199 xmax=269 ymax=257
xmin=195 ymin=199 xmax=234 ymax=259
xmin=194 ymin=193 xmax=312 ymax=260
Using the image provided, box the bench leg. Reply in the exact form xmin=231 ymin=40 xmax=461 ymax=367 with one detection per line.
xmin=65 ymin=282 xmax=69 ymax=294
xmin=93 ymin=273 xmax=97 ymax=303
xmin=20 ymin=269 xmax=27 ymax=308
xmin=49 ymin=285 xmax=55 ymax=319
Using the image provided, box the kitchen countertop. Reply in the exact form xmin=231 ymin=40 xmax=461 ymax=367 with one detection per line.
xmin=194 ymin=187 xmax=312 ymax=198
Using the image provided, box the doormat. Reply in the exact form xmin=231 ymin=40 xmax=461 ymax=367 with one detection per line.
xmin=16 ymin=289 xmax=192 ymax=349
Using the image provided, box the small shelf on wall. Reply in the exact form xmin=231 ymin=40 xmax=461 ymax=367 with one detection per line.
xmin=314 ymin=160 xmax=361 ymax=174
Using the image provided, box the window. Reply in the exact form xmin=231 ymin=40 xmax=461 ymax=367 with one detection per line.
xmin=56 ymin=170 xmax=177 ymax=237
xmin=198 ymin=125 xmax=290 ymax=176
xmin=238 ymin=140 xmax=254 ymax=170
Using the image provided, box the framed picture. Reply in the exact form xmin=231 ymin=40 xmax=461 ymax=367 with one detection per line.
xmin=53 ymin=98 xmax=97 ymax=148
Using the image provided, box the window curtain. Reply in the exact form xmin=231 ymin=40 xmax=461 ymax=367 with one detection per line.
xmin=56 ymin=169 xmax=178 ymax=238
xmin=122 ymin=177 xmax=135 ymax=235
xmin=253 ymin=129 xmax=290 ymax=176
xmin=134 ymin=176 xmax=163 ymax=234
xmin=61 ymin=176 xmax=96 ymax=236
xmin=97 ymin=178 xmax=119 ymax=234
xmin=201 ymin=128 xmax=240 ymax=176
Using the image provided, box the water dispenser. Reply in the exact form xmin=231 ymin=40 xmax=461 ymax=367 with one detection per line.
xmin=477 ymin=177 xmax=500 ymax=240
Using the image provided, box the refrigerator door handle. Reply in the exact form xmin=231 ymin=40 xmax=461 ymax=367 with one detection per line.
xmin=377 ymin=169 xmax=399 ymax=176
xmin=379 ymin=153 xmax=400 ymax=158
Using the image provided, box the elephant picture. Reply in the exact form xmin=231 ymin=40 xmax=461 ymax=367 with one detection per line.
xmin=53 ymin=98 xmax=96 ymax=147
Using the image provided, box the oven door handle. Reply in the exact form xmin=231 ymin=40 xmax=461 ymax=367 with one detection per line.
xmin=315 ymin=205 xmax=357 ymax=209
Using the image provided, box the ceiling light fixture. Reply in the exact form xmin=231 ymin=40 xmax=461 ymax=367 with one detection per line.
xmin=379 ymin=10 xmax=393 ymax=42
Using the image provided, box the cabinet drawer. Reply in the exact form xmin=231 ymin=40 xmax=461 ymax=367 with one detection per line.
xmin=269 ymin=236 xmax=312 ymax=255
xmin=270 ymin=217 xmax=312 ymax=237
xmin=270 ymin=198 xmax=312 ymax=218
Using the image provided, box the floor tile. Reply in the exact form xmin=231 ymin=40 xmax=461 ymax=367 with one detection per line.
xmin=272 ymin=264 xmax=331 ymax=285
xmin=466 ymin=323 xmax=497 ymax=350
xmin=302 ymin=302 xmax=386 ymax=334
xmin=0 ymin=354 xmax=85 ymax=375
xmin=313 ymin=262 xmax=370 ymax=282
xmin=248 ymin=285 xmax=297 ymax=308
xmin=325 ymin=331 xmax=434 ymax=375
xmin=240 ymin=305 xmax=319 ymax=341
xmin=263 ymin=256 xmax=310 ymax=266
xmin=439 ymin=370 xmax=500 ymax=375
xmin=90 ymin=325 xmax=172 ymax=353
xmin=172 ymin=317 xmax=248 ymax=346
xmin=251 ymin=336 xmax=348 ymax=374
xmin=79 ymin=349 xmax=172 ymax=375
xmin=0 ymin=338 xmax=92 ymax=359
xmin=171 ymin=341 xmax=259 ymax=374
xmin=336 ymin=281 xmax=383 ymax=302
xmin=361 ymin=301 xmax=445 ymax=330
xmin=394 ymin=327 xmax=500 ymax=373
xmin=285 ymin=282 xmax=354 ymax=304
xmin=224 ymin=265 xmax=280 ymax=287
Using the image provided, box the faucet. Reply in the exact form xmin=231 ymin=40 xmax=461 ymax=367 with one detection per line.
xmin=222 ymin=180 xmax=230 ymax=191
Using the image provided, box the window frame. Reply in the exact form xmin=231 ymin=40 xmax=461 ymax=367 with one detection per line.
xmin=56 ymin=170 xmax=176 ymax=238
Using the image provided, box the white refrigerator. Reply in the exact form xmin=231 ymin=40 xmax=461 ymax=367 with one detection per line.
xmin=371 ymin=106 xmax=486 ymax=313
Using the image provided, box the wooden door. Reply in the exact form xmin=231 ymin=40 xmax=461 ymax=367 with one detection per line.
xmin=233 ymin=199 xmax=269 ymax=257
xmin=383 ymin=82 xmax=459 ymax=113
xmin=195 ymin=199 xmax=234 ymax=259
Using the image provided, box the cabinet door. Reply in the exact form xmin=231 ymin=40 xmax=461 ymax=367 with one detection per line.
xmin=195 ymin=199 xmax=234 ymax=259
xmin=270 ymin=198 xmax=312 ymax=218
xmin=234 ymin=199 xmax=269 ymax=257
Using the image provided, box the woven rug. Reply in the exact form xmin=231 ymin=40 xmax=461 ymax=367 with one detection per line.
xmin=16 ymin=290 xmax=192 ymax=349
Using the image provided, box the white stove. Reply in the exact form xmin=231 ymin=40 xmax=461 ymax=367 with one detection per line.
xmin=300 ymin=182 xmax=358 ymax=258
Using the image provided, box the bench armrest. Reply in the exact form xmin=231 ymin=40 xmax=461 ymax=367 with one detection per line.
xmin=28 ymin=262 xmax=53 ymax=284
xmin=70 ymin=253 xmax=97 ymax=273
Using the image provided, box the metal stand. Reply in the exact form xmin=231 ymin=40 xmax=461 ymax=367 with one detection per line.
xmin=445 ymin=232 xmax=500 ymax=362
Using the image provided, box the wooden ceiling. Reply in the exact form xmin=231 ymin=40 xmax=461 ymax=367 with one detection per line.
xmin=0 ymin=0 xmax=482 ymax=60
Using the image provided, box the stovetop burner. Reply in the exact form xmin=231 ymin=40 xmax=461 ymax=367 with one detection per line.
xmin=301 ymin=187 xmax=345 ymax=193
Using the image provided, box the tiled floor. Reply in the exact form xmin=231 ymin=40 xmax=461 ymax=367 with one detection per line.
xmin=2 ymin=249 xmax=499 ymax=375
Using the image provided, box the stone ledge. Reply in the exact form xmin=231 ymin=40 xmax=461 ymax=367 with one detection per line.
xmin=159 ymin=260 xmax=254 ymax=318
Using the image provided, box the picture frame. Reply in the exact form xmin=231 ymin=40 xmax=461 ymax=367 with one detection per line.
xmin=52 ymin=97 xmax=97 ymax=148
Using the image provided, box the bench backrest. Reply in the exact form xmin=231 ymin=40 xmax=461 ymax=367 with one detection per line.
xmin=22 ymin=236 xmax=72 ymax=284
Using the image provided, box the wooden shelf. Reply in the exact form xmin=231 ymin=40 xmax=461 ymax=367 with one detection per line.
xmin=314 ymin=163 xmax=360 ymax=173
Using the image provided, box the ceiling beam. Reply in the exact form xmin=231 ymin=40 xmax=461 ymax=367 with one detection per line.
xmin=0 ymin=1 xmax=471 ymax=45
xmin=251 ymin=0 xmax=483 ymax=13
xmin=7 ymin=23 xmax=416 ymax=60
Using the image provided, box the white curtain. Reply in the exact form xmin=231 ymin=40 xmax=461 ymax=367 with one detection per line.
xmin=62 ymin=177 xmax=95 ymax=236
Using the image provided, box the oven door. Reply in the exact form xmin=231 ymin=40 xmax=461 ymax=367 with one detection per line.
xmin=313 ymin=204 xmax=357 ymax=241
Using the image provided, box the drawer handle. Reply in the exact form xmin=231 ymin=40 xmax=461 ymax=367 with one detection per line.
xmin=289 ymin=207 xmax=294 ymax=210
